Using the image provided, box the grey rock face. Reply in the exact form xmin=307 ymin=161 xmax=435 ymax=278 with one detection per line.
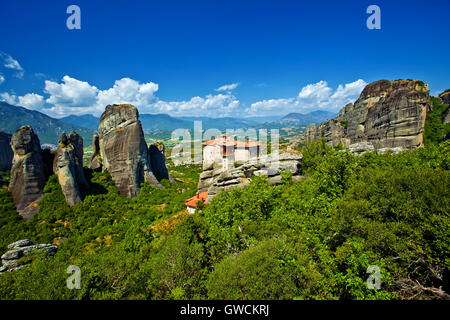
xmin=7 ymin=239 xmax=34 ymax=249
xmin=9 ymin=126 xmax=47 ymax=220
xmin=148 ymin=142 xmax=175 ymax=183
xmin=443 ymin=108 xmax=450 ymax=125
xmin=348 ymin=142 xmax=375 ymax=155
xmin=305 ymin=80 xmax=429 ymax=152
xmin=377 ymin=147 xmax=405 ymax=155
xmin=198 ymin=152 xmax=302 ymax=202
xmin=439 ymin=91 xmax=450 ymax=106
xmin=0 ymin=132 xmax=13 ymax=171
xmin=98 ymin=104 xmax=163 ymax=197
xmin=1 ymin=240 xmax=58 ymax=274
xmin=53 ymin=132 xmax=88 ymax=206
xmin=1 ymin=249 xmax=23 ymax=261
xmin=88 ymin=134 xmax=102 ymax=170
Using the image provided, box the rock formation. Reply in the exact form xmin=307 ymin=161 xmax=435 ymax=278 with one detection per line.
xmin=149 ymin=142 xmax=175 ymax=183
xmin=9 ymin=126 xmax=47 ymax=220
xmin=97 ymin=104 xmax=164 ymax=197
xmin=88 ymin=134 xmax=102 ymax=170
xmin=305 ymin=80 xmax=429 ymax=152
xmin=438 ymin=91 xmax=450 ymax=125
xmin=0 ymin=132 xmax=13 ymax=171
xmin=198 ymin=152 xmax=302 ymax=202
xmin=439 ymin=90 xmax=450 ymax=106
xmin=0 ymin=239 xmax=57 ymax=274
xmin=53 ymin=132 xmax=88 ymax=206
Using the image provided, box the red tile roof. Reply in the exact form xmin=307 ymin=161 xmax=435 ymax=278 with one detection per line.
xmin=185 ymin=192 xmax=208 ymax=207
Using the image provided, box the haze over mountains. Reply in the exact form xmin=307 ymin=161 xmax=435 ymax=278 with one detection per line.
xmin=58 ymin=112 xmax=332 ymax=132
xmin=60 ymin=114 xmax=283 ymax=132
xmin=0 ymin=101 xmax=337 ymax=146
xmin=0 ymin=102 xmax=94 ymax=146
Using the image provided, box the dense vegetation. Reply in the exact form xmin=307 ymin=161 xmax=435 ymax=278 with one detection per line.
xmin=0 ymin=136 xmax=448 ymax=300
xmin=424 ymin=97 xmax=450 ymax=145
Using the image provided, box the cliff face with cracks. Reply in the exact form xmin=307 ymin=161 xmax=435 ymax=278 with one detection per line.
xmin=8 ymin=126 xmax=48 ymax=220
xmin=97 ymin=104 xmax=167 ymax=197
xmin=148 ymin=142 xmax=176 ymax=183
xmin=53 ymin=132 xmax=88 ymax=206
xmin=305 ymin=79 xmax=429 ymax=153
xmin=88 ymin=134 xmax=101 ymax=170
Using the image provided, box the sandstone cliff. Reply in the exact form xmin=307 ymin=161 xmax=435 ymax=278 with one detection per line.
xmin=53 ymin=132 xmax=88 ymax=206
xmin=9 ymin=126 xmax=47 ymax=220
xmin=198 ymin=152 xmax=302 ymax=202
xmin=305 ymin=79 xmax=429 ymax=153
xmin=0 ymin=132 xmax=13 ymax=171
xmin=97 ymin=104 xmax=164 ymax=197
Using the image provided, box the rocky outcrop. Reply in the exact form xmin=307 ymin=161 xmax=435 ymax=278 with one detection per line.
xmin=0 ymin=239 xmax=57 ymax=274
xmin=438 ymin=91 xmax=450 ymax=124
xmin=9 ymin=126 xmax=47 ymax=220
xmin=306 ymin=119 xmax=349 ymax=147
xmin=98 ymin=104 xmax=164 ymax=197
xmin=306 ymin=80 xmax=429 ymax=152
xmin=348 ymin=142 xmax=375 ymax=155
xmin=0 ymin=132 xmax=13 ymax=171
xmin=88 ymin=134 xmax=102 ymax=170
xmin=439 ymin=91 xmax=450 ymax=106
xmin=198 ymin=152 xmax=302 ymax=202
xmin=53 ymin=132 xmax=88 ymax=206
xmin=443 ymin=108 xmax=450 ymax=125
xmin=149 ymin=142 xmax=175 ymax=183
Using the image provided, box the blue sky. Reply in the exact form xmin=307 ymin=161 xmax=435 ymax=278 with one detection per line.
xmin=0 ymin=0 xmax=449 ymax=118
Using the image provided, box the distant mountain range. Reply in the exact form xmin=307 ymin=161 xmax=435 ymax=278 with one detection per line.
xmin=59 ymin=114 xmax=100 ymax=131
xmin=278 ymin=110 xmax=337 ymax=125
xmin=253 ymin=110 xmax=337 ymax=129
xmin=0 ymin=102 xmax=336 ymax=147
xmin=0 ymin=102 xmax=94 ymax=146
xmin=58 ymin=114 xmax=283 ymax=132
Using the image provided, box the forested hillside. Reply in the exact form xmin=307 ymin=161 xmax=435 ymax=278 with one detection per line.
xmin=0 ymin=139 xmax=448 ymax=299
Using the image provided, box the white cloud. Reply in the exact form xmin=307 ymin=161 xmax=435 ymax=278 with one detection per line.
xmin=34 ymin=72 xmax=48 ymax=79
xmin=1 ymin=52 xmax=24 ymax=79
xmin=0 ymin=92 xmax=17 ymax=105
xmin=298 ymin=80 xmax=331 ymax=101
xmin=149 ymin=92 xmax=239 ymax=117
xmin=0 ymin=73 xmax=4 ymax=84
xmin=38 ymin=75 xmax=239 ymax=118
xmin=18 ymin=93 xmax=44 ymax=110
xmin=10 ymin=75 xmax=366 ymax=119
xmin=0 ymin=92 xmax=44 ymax=110
xmin=248 ymin=79 xmax=367 ymax=116
xmin=215 ymin=83 xmax=239 ymax=92
xmin=45 ymin=75 xmax=99 ymax=108
xmin=97 ymin=77 xmax=159 ymax=108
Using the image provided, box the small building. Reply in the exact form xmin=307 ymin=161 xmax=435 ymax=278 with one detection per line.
xmin=185 ymin=192 xmax=208 ymax=214
xmin=202 ymin=134 xmax=260 ymax=170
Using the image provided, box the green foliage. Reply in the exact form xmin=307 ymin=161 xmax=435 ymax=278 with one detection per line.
xmin=340 ymin=120 xmax=348 ymax=131
xmin=424 ymin=96 xmax=450 ymax=144
xmin=0 ymin=141 xmax=449 ymax=300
